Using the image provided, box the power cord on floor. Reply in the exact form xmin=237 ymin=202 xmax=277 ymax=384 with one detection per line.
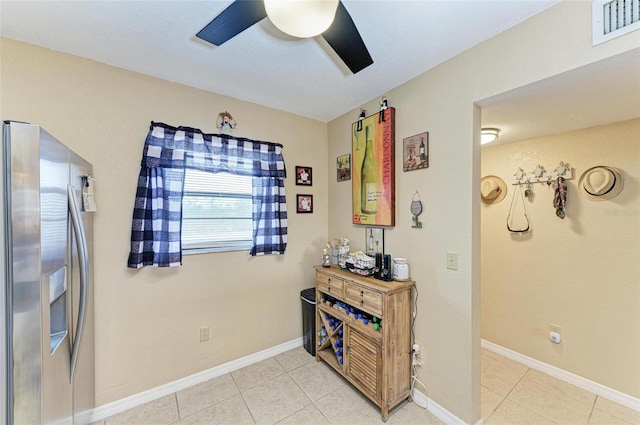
xmin=411 ymin=344 xmax=427 ymax=392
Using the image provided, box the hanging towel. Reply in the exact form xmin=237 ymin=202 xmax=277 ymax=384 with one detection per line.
xmin=552 ymin=176 xmax=567 ymax=219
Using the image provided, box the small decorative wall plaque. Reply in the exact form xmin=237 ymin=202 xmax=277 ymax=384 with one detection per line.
xmin=403 ymin=132 xmax=429 ymax=171
xmin=297 ymin=194 xmax=313 ymax=213
xmin=365 ymin=227 xmax=384 ymax=256
xmin=337 ymin=154 xmax=351 ymax=181
xmin=295 ymin=166 xmax=312 ymax=186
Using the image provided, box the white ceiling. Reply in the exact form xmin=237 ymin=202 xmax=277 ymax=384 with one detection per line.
xmin=1 ymin=0 xmax=639 ymax=144
xmin=479 ymin=47 xmax=640 ymax=145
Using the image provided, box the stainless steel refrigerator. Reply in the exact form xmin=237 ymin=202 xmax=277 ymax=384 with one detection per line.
xmin=2 ymin=121 xmax=95 ymax=424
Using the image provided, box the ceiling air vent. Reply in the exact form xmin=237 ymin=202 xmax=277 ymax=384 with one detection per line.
xmin=593 ymin=0 xmax=640 ymax=45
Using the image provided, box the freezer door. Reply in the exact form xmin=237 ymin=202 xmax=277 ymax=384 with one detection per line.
xmin=3 ymin=123 xmax=43 ymax=424
xmin=4 ymin=122 xmax=46 ymax=425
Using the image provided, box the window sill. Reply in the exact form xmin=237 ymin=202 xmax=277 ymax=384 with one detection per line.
xmin=183 ymin=245 xmax=251 ymax=255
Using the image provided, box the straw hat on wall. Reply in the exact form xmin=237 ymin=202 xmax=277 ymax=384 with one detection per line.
xmin=481 ymin=175 xmax=507 ymax=204
xmin=578 ymin=166 xmax=623 ymax=201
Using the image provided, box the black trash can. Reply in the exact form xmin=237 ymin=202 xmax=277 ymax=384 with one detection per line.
xmin=300 ymin=288 xmax=316 ymax=356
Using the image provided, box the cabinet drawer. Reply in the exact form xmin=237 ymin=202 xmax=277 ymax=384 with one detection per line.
xmin=345 ymin=282 xmax=383 ymax=317
xmin=317 ymin=271 xmax=344 ymax=297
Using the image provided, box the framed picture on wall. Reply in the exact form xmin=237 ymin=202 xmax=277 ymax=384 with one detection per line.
xmin=365 ymin=227 xmax=384 ymax=256
xmin=297 ymin=194 xmax=313 ymax=213
xmin=403 ymin=132 xmax=429 ymax=171
xmin=352 ymin=108 xmax=396 ymax=226
xmin=295 ymin=166 xmax=312 ymax=186
xmin=337 ymin=154 xmax=351 ymax=181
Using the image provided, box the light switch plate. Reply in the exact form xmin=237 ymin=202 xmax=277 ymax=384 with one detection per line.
xmin=446 ymin=252 xmax=459 ymax=270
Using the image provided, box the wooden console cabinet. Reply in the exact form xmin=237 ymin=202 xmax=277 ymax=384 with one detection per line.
xmin=314 ymin=266 xmax=415 ymax=422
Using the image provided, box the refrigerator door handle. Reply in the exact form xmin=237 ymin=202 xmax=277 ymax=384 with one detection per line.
xmin=68 ymin=184 xmax=89 ymax=382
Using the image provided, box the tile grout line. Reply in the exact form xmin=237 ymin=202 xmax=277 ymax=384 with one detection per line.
xmin=175 ymin=374 xmax=245 ymax=422
xmin=505 ymin=366 xmax=531 ymax=399
xmin=480 ymin=383 xmax=503 ymax=424
xmin=586 ymin=395 xmax=599 ymax=425
xmin=281 ymin=366 xmax=321 ymax=424
xmin=228 ymin=370 xmax=259 ymax=425
xmin=508 ymin=367 xmax=603 ymax=425
xmin=287 ymin=354 xmax=336 ymax=423
xmin=173 ymin=392 xmax=181 ymax=422
xmin=237 ymin=391 xmax=258 ymax=424
xmin=242 ymin=352 xmax=316 ymax=424
xmin=485 ymin=366 xmax=555 ymax=425
xmin=480 ymin=367 xmax=531 ymax=422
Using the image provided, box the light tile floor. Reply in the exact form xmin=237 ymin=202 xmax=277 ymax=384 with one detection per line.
xmin=94 ymin=347 xmax=639 ymax=425
xmin=481 ymin=349 xmax=640 ymax=425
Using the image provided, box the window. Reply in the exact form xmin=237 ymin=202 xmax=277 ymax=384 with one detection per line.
xmin=182 ymin=169 xmax=253 ymax=252
xmin=128 ymin=122 xmax=286 ymax=268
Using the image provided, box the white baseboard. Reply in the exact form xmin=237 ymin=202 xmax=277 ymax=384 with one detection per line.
xmin=90 ymin=335 xmax=473 ymax=425
xmin=91 ymin=338 xmax=640 ymax=425
xmin=88 ymin=337 xmax=303 ymax=423
xmin=481 ymin=339 xmax=640 ymax=413
xmin=93 ymin=337 xmax=637 ymax=425
xmin=411 ymin=387 xmax=482 ymax=425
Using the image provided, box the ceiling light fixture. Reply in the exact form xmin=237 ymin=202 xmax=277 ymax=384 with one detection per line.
xmin=481 ymin=128 xmax=500 ymax=145
xmin=264 ymin=0 xmax=339 ymax=38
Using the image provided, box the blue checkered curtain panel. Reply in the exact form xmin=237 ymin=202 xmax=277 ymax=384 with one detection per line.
xmin=128 ymin=122 xmax=288 ymax=268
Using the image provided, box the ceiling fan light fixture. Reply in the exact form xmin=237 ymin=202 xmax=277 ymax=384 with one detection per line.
xmin=264 ymin=0 xmax=339 ymax=38
xmin=481 ymin=128 xmax=500 ymax=145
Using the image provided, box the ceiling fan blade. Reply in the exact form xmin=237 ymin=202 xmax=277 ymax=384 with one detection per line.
xmin=322 ymin=1 xmax=373 ymax=74
xmin=196 ymin=0 xmax=267 ymax=46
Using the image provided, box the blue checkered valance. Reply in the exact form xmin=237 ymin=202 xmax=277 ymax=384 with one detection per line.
xmin=127 ymin=122 xmax=288 ymax=268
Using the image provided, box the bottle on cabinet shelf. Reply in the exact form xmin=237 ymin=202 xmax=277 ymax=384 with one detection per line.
xmin=318 ymin=326 xmax=328 ymax=346
xmin=321 ymin=248 xmax=330 ymax=267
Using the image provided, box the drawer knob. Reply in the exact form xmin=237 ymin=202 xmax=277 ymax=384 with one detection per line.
xmin=360 ymin=290 xmax=364 ymax=296
xmin=328 ymin=287 xmax=331 ymax=292
xmin=360 ymin=300 xmax=364 ymax=306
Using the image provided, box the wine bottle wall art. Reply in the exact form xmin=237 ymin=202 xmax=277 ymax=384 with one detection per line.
xmin=352 ymin=108 xmax=395 ymax=226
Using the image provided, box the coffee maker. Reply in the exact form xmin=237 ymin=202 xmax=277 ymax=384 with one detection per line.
xmin=375 ymin=253 xmax=393 ymax=281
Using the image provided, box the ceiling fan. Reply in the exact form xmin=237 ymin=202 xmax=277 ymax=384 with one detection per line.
xmin=196 ymin=0 xmax=373 ymax=74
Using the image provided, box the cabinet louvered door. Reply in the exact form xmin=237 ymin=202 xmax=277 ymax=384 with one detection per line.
xmin=346 ymin=326 xmax=381 ymax=401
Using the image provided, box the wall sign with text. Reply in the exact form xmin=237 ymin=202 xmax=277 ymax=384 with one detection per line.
xmin=351 ymin=108 xmax=395 ymax=226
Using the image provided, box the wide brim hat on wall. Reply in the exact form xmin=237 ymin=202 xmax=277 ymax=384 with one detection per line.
xmin=579 ymin=166 xmax=623 ymax=201
xmin=481 ymin=175 xmax=507 ymax=204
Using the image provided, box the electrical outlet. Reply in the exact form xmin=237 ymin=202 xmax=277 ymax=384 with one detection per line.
xmin=199 ymin=326 xmax=210 ymax=342
xmin=549 ymin=323 xmax=562 ymax=343
xmin=412 ymin=343 xmax=422 ymax=366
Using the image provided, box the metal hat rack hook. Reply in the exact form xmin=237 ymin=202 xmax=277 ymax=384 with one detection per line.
xmin=512 ymin=161 xmax=573 ymax=186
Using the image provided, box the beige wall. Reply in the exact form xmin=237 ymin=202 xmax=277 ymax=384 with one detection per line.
xmin=1 ymin=37 xmax=329 ymax=404
xmin=481 ymin=119 xmax=640 ymax=398
xmin=2 ymin=0 xmax=639 ymax=422
xmin=327 ymin=2 xmax=639 ymax=423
